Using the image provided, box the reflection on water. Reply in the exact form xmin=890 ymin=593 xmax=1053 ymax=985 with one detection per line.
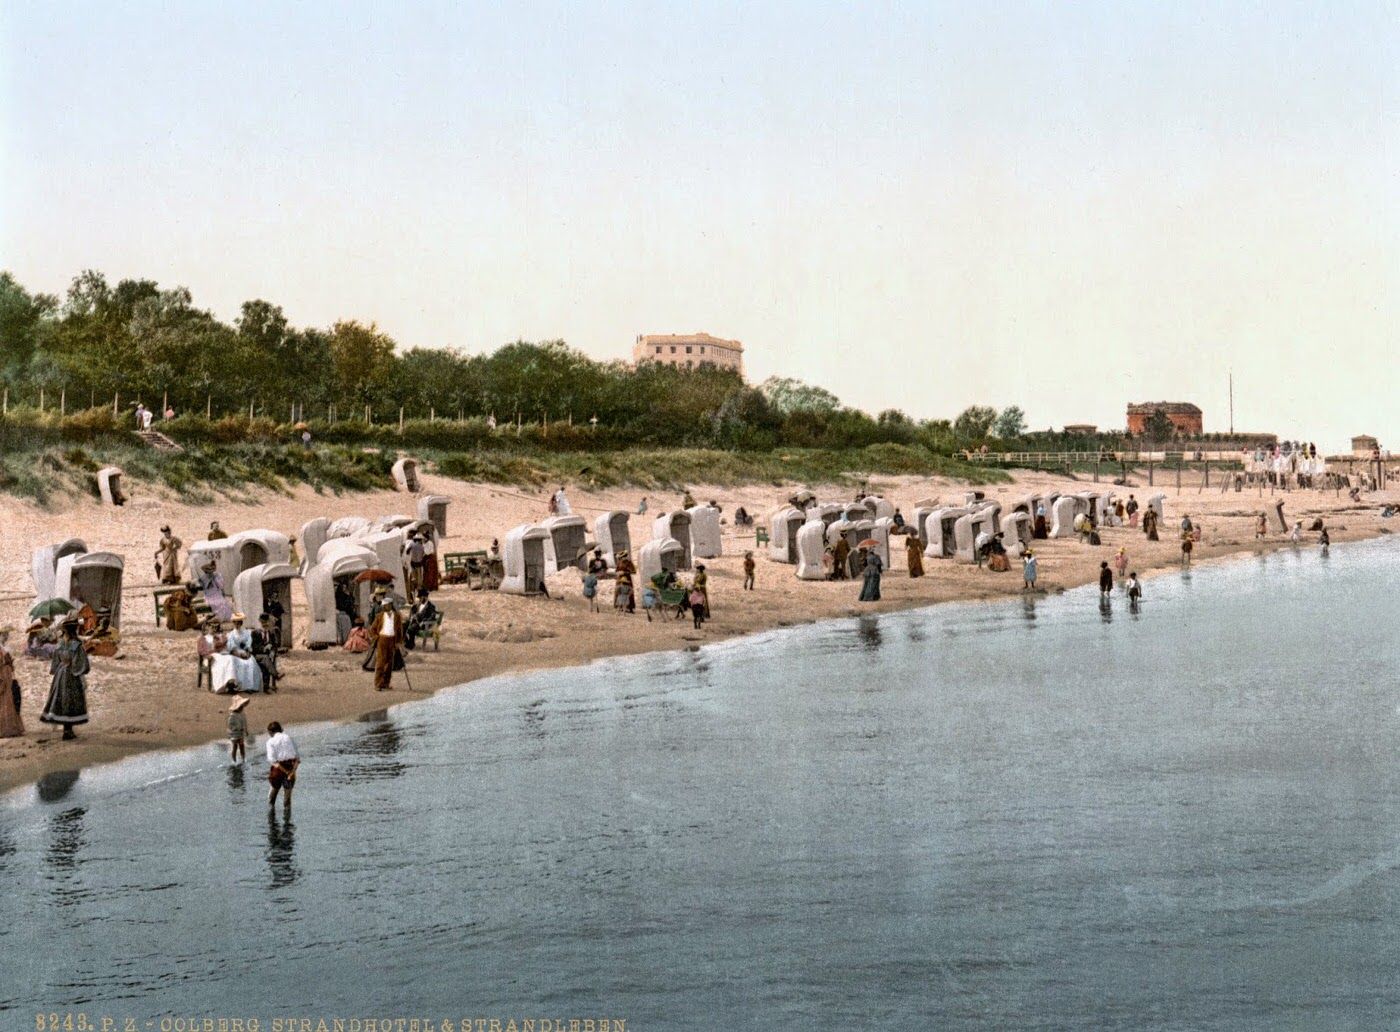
xmin=265 ymin=812 xmax=297 ymax=890
xmin=857 ymin=615 xmax=882 ymax=651
xmin=1098 ymin=594 xmax=1113 ymax=623
xmin=5 ymin=539 xmax=1400 ymax=1028
xmin=35 ymin=769 xmax=80 ymax=804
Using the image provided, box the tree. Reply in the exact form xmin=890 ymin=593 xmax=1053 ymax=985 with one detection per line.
xmin=993 ymin=405 xmax=1027 ymax=439
xmin=953 ymin=405 xmax=998 ymax=444
xmin=1144 ymin=408 xmax=1175 ymax=442
xmin=329 ymin=320 xmax=397 ymax=407
xmin=0 ymin=272 xmax=57 ymax=382
xmin=758 ymin=375 xmax=842 ymax=415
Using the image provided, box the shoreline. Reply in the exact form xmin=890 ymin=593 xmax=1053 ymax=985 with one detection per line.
xmin=1 ymin=471 xmax=1391 ymax=797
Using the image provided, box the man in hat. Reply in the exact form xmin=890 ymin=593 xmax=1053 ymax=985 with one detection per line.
xmin=405 ymin=589 xmax=439 ymax=651
xmin=362 ymin=587 xmax=391 ymax=670
xmin=252 ymin=613 xmax=280 ymax=691
xmin=368 ymin=598 xmax=405 ymax=691
xmin=154 ymin=525 xmax=183 ymax=584
xmin=208 ymin=521 xmax=228 ymax=541
xmin=228 ymin=695 xmax=250 ymax=762
xmin=406 ymin=533 xmax=426 ymax=595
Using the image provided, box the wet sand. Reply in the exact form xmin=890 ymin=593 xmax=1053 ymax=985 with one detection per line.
xmin=0 ymin=468 xmax=1389 ymax=795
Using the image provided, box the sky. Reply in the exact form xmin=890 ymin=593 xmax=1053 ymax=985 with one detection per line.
xmin=2 ymin=1 xmax=1397 ymax=450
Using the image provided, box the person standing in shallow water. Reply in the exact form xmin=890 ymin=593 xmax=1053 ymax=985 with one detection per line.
xmin=41 ymin=620 xmax=89 ymax=739
xmin=265 ymin=721 xmax=299 ymax=812
xmin=1098 ymin=561 xmax=1113 ymax=597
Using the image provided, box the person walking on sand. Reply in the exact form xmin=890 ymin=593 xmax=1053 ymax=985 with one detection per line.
xmin=906 ymin=533 xmax=925 ymax=578
xmin=154 ymin=525 xmax=183 ymax=584
xmin=1114 ymin=547 xmax=1129 ymax=580
xmin=582 ymin=569 xmax=599 ymax=612
xmin=693 ymin=563 xmax=711 ymax=618
xmin=1099 ymin=561 xmax=1113 ymax=598
xmin=228 ymin=696 xmax=250 ymax=763
xmin=265 ymin=721 xmax=299 ymax=811
xmin=208 ymin=520 xmax=228 ymax=541
xmin=41 ymin=619 xmax=89 ymax=740
xmin=0 ymin=627 xmax=24 ymax=738
xmin=1181 ymin=529 xmax=1194 ymax=567
xmin=1256 ymin=513 xmax=1268 ymax=539
xmin=1022 ymin=549 xmax=1038 ymax=591
xmin=858 ymin=548 xmax=884 ymax=602
xmin=637 ymin=496 xmax=648 ymax=516
xmin=368 ymin=599 xmax=405 ymax=691
xmin=689 ymin=583 xmax=707 ymax=629
xmin=743 ymin=551 xmax=756 ymax=590
xmin=1291 ymin=520 xmax=1303 ymax=544
xmin=553 ymin=485 xmax=571 ymax=516
xmin=1125 ymin=494 xmax=1139 ymax=528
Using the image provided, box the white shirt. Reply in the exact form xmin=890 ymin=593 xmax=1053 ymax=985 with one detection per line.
xmin=555 ymin=491 xmax=571 ymax=515
xmin=381 ymin=613 xmax=396 ymax=636
xmin=266 ymin=731 xmax=299 ymax=764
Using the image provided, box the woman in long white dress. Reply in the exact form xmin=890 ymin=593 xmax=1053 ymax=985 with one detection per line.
xmin=198 ymin=621 xmax=237 ymax=693
xmin=222 ymin=614 xmax=264 ymax=693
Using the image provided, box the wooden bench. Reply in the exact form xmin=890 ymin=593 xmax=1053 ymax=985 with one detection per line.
xmin=444 ymin=550 xmax=499 ymax=589
xmin=153 ymin=587 xmax=212 ymax=629
xmin=755 ymin=527 xmax=769 ymax=547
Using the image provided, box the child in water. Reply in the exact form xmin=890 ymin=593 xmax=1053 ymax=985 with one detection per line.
xmin=228 ymin=696 xmax=249 ymax=763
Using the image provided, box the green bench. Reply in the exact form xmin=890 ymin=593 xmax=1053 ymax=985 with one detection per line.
xmin=755 ymin=527 xmax=769 ymax=547
xmin=443 ymin=550 xmax=500 ymax=589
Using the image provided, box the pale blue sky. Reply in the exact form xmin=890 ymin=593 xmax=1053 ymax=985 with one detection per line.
xmin=3 ymin=2 xmax=1397 ymax=448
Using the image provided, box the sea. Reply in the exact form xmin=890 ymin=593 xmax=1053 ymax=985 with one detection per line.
xmin=4 ymin=538 xmax=1400 ymax=1031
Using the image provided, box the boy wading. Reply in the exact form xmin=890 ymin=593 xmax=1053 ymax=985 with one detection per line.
xmin=265 ymin=721 xmax=299 ymax=811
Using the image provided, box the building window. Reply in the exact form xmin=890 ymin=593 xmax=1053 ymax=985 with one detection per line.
xmin=699 ymin=347 xmax=705 ymax=354
xmin=686 ymin=346 xmax=693 ymax=354
xmin=655 ymin=347 xmax=662 ymax=354
xmin=670 ymin=346 xmax=677 ymax=354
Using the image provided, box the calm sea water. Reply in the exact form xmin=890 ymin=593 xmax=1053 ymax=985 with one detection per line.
xmin=5 ymin=539 xmax=1400 ymax=1030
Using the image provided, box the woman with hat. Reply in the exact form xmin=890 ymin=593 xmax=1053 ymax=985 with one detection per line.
xmin=41 ymin=619 xmax=89 ymax=739
xmin=614 ymin=550 xmax=636 ymax=613
xmin=693 ymin=563 xmax=711 ymax=618
xmin=154 ymin=525 xmax=183 ymax=585
xmin=223 ymin=614 xmax=264 ymax=693
xmin=195 ymin=559 xmax=234 ymax=622
xmin=227 ymin=695 xmax=250 ymax=763
xmin=906 ymin=532 xmax=925 ymax=578
xmin=0 ymin=627 xmax=23 ymax=738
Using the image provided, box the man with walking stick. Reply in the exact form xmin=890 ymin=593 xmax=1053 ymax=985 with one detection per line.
xmin=367 ymin=598 xmax=406 ymax=691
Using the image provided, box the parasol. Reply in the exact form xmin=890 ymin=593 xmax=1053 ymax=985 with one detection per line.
xmin=294 ymin=422 xmax=310 ymax=430
xmin=30 ymin=598 xmax=74 ymax=619
xmin=353 ymin=569 xmax=396 ymax=584
xmin=572 ymin=540 xmax=600 ymax=562
xmin=857 ymin=539 xmax=880 ymax=549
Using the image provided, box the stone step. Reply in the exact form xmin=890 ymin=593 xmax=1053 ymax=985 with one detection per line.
xmin=137 ymin=429 xmax=185 ymax=453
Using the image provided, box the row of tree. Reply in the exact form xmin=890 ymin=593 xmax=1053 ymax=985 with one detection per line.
xmin=1 ymin=269 xmax=1041 ymax=452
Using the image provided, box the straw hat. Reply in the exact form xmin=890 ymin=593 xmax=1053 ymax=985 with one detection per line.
xmin=229 ymin=696 xmax=250 ymax=712
xmin=231 ymin=613 xmax=245 ymax=622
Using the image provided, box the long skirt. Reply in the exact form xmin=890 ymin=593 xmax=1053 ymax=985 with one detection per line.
xmin=41 ymin=671 xmax=88 ymax=726
xmin=422 ymin=555 xmax=440 ymax=592
xmin=1033 ymin=516 xmax=1048 ymax=539
xmin=907 ymin=547 xmax=924 ymax=578
xmin=0 ymin=690 xmax=23 ymax=738
xmin=859 ymin=570 xmax=882 ymax=602
xmin=203 ymin=585 xmax=234 ymax=623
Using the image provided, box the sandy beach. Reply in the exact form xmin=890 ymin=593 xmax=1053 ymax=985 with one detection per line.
xmin=0 ymin=468 xmax=1391 ymax=795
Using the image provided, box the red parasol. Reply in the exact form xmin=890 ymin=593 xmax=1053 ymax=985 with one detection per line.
xmin=353 ymin=568 xmax=396 ymax=584
xmin=857 ymin=539 xmax=880 ymax=549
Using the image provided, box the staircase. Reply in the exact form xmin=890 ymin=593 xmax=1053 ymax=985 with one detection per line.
xmin=138 ymin=430 xmax=185 ymax=453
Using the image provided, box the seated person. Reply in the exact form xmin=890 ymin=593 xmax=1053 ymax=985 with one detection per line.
xmin=163 ymin=587 xmax=199 ymax=632
xmin=26 ymin=618 xmax=59 ymax=659
xmin=253 ymin=613 xmax=280 ymax=690
xmin=84 ymin=612 xmax=122 ymax=657
xmin=733 ymin=506 xmax=752 ymax=527
xmin=587 ymin=550 xmax=609 ymax=577
xmin=892 ymin=508 xmax=906 ymax=530
xmin=342 ymin=617 xmax=371 ymax=653
xmin=198 ymin=619 xmax=237 ymax=693
xmin=404 ymin=590 xmax=439 ymax=650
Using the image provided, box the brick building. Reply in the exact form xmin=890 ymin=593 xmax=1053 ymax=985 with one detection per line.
xmin=633 ymin=333 xmax=744 ymax=377
xmin=1126 ymin=402 xmax=1203 ymax=436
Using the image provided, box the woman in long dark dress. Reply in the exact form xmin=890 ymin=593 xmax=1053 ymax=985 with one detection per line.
xmin=41 ymin=620 xmax=89 ymax=740
xmin=858 ymin=548 xmax=883 ymax=602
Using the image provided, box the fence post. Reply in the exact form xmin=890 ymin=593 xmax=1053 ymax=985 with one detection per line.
xmin=60 ymin=388 xmax=65 ymax=415
xmin=2 ymin=387 xmax=6 ymax=414
xmin=207 ymin=395 xmax=212 ymax=418
xmin=399 ymin=407 xmax=404 ymax=434
xmin=113 ymin=391 xmax=119 ymax=414
xmin=39 ymin=388 xmax=44 ymax=412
